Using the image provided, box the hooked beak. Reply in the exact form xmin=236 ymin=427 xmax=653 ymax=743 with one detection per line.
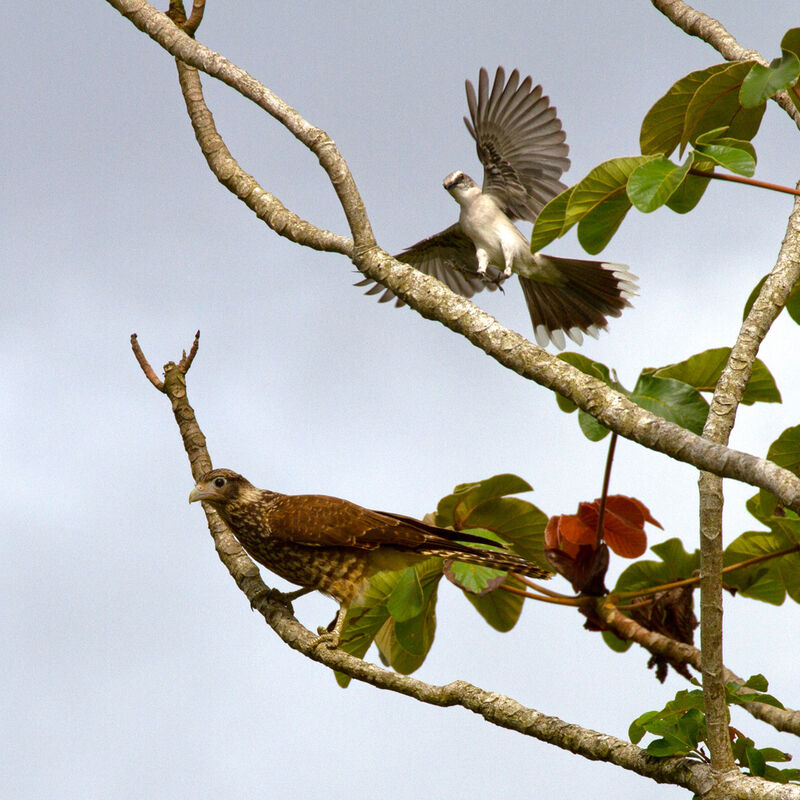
xmin=189 ymin=482 xmax=215 ymax=504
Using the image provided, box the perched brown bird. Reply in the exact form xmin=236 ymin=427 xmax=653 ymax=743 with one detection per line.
xmin=189 ymin=468 xmax=551 ymax=647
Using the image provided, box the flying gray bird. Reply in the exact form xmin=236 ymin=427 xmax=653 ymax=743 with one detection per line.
xmin=358 ymin=67 xmax=637 ymax=348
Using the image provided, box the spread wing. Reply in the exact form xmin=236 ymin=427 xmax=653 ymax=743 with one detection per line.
xmin=465 ymin=67 xmax=570 ymax=221
xmin=264 ymin=493 xmax=499 ymax=552
xmin=355 ymin=224 xmax=506 ymax=306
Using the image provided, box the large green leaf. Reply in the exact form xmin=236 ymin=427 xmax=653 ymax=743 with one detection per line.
xmin=740 ymin=51 xmax=800 ymax=107
xmin=681 ymin=61 xmax=765 ymax=152
xmin=613 ymin=538 xmax=700 ymax=594
xmin=627 ymin=155 xmax=694 ymax=212
xmin=665 ymin=154 xmax=713 ymax=213
xmin=641 ymin=64 xmax=730 ymax=156
xmin=436 ymin=474 xmax=533 ymax=530
xmin=335 ymin=558 xmax=444 ymax=686
xmin=463 ymin=573 xmax=526 ymax=632
xmin=724 ymin=524 xmax=800 ymax=605
xmin=649 ymin=347 xmax=781 ymax=406
xmin=630 ymin=373 xmax=709 ymax=435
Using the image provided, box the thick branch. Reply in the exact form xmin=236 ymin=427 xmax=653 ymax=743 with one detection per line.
xmin=698 ymin=189 xmax=800 ymax=769
xmin=132 ymin=335 xmax=799 ymax=798
xmin=107 ymin=0 xmax=800 ymax=513
xmin=650 ymin=0 xmax=800 ymax=127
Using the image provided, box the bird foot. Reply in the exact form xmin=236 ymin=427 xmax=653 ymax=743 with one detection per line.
xmin=310 ymin=627 xmax=341 ymax=650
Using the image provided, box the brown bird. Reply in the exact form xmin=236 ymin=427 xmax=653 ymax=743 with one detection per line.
xmin=189 ymin=468 xmax=551 ymax=647
xmin=357 ymin=67 xmax=637 ymax=348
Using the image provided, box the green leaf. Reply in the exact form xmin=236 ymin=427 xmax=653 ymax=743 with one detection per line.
xmin=630 ymin=373 xmax=709 ymax=435
xmin=724 ymin=523 xmax=800 ymax=605
xmin=385 ymin=565 xmax=426 ymax=621
xmin=436 ymin=474 xmax=532 ymax=530
xmin=766 ymin=424 xmax=800 ymax=477
xmin=576 ymin=192 xmax=634 ymax=254
xmin=665 ymin=154 xmax=713 ymax=213
xmin=627 ymin=155 xmax=694 ymax=212
xmin=641 ymin=64 xmax=730 ymax=155
xmin=463 ymin=573 xmax=526 ymax=632
xmin=602 ymin=629 xmax=632 ymax=653
xmin=744 ymin=673 xmax=769 ymax=692
xmin=578 ymin=408 xmax=611 ymax=441
xmin=694 ymin=137 xmax=756 ymax=176
xmin=335 ymin=558 xmax=443 ymax=686
xmin=630 ymin=690 xmax=708 ymax=758
xmin=530 ymin=186 xmax=575 ymax=251
xmin=682 ymin=61 xmax=765 ymax=152
xmin=554 ymin=352 xmax=622 ymax=441
xmin=564 ymin=157 xmax=656 ymax=253
xmin=782 ymin=28 xmax=800 ymax=58
xmin=434 ymin=474 xmax=550 ymax=575
xmin=740 ymin=51 xmax=800 ymax=107
xmin=649 ymin=347 xmax=781 ymax=405
xmin=757 ymin=426 xmax=800 ymax=517
xmin=614 ymin=538 xmax=700 ymax=594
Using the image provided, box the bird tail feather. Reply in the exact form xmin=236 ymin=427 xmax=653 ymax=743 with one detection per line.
xmin=520 ymin=256 xmax=638 ymax=348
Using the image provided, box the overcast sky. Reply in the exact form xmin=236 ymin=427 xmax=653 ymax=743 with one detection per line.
xmin=4 ymin=2 xmax=800 ymax=798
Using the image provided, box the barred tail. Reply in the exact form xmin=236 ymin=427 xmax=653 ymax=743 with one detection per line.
xmin=520 ymin=256 xmax=638 ymax=348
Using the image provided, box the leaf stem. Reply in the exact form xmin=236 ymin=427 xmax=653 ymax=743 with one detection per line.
xmin=689 ymin=168 xmax=800 ymax=196
xmin=611 ymin=542 xmax=800 ymax=600
xmin=595 ymin=432 xmax=618 ymax=548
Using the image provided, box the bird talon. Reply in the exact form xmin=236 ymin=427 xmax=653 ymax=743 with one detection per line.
xmin=310 ymin=628 xmax=340 ymax=650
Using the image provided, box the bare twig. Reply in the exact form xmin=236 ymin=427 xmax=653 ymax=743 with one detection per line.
xmin=130 ymin=333 xmax=165 ymax=391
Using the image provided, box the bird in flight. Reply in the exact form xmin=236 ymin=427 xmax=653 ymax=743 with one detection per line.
xmin=358 ymin=67 xmax=637 ymax=349
xmin=190 ymin=468 xmax=550 ymax=648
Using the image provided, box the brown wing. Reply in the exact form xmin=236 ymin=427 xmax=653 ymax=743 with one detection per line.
xmin=355 ymin=224 xmax=506 ymax=306
xmin=264 ymin=493 xmax=500 ymax=551
xmin=464 ymin=67 xmax=570 ymax=221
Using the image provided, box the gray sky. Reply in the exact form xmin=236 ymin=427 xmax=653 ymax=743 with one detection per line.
xmin=4 ymin=2 xmax=800 ymax=798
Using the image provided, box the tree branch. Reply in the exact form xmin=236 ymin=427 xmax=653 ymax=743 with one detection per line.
xmin=130 ymin=332 xmax=800 ymax=798
xmin=175 ymin=61 xmax=352 ymax=256
xmin=104 ymin=0 xmax=800 ymax=515
xmin=107 ymin=0 xmax=375 ymax=252
xmin=697 ymin=186 xmax=800 ymax=769
xmin=601 ymin=605 xmax=800 ymax=737
xmin=650 ymin=0 xmax=800 ymax=127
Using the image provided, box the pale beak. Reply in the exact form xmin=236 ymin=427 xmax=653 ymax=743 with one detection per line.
xmin=188 ymin=483 xmax=213 ymax=504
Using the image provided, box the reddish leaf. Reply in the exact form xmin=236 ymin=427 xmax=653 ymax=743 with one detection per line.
xmin=606 ymin=495 xmax=663 ymax=529
xmin=604 ymin=516 xmax=648 ymax=557
xmin=558 ymin=509 xmax=597 ymax=546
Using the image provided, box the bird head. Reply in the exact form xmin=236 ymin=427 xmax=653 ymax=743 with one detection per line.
xmin=189 ymin=468 xmax=251 ymax=506
xmin=442 ymin=170 xmax=480 ymax=204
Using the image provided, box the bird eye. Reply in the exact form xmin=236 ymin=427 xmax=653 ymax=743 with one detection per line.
xmin=213 ymin=477 xmax=226 ymax=489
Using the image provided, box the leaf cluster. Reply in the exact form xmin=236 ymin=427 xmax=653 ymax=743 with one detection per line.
xmin=629 ymin=677 xmax=799 ymax=783
xmin=531 ymin=29 xmax=800 ymax=254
